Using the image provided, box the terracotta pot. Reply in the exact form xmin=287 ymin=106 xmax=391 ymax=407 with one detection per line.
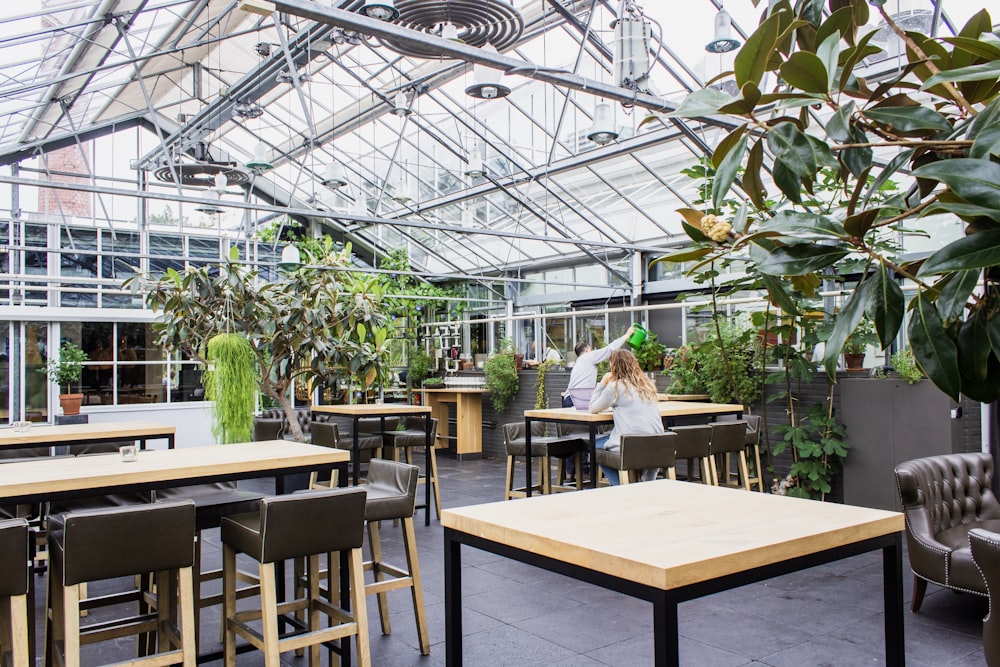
xmin=514 ymin=354 xmax=524 ymax=370
xmin=844 ymin=353 xmax=865 ymax=371
xmin=59 ymin=393 xmax=84 ymax=416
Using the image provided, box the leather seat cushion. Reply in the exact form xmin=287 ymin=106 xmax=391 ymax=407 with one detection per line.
xmin=156 ymin=484 xmax=264 ymax=531
xmin=507 ymin=436 xmax=582 ymax=459
xmin=365 ymin=487 xmax=416 ymax=522
xmin=0 ymin=519 xmax=29 ymax=596
xmin=364 ymin=460 xmax=418 ymax=522
xmin=937 ymin=518 xmax=1000 ymax=592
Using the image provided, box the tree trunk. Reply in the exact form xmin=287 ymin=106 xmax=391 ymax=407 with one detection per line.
xmin=268 ymin=383 xmax=305 ymax=443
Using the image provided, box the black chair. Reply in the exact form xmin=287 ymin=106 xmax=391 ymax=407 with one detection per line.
xmin=668 ymin=425 xmax=714 ymax=484
xmin=381 ymin=416 xmax=441 ymax=518
xmin=594 ymin=432 xmax=678 ymax=484
xmin=0 ymin=518 xmax=30 ymax=667
xmin=502 ymin=422 xmax=583 ymax=499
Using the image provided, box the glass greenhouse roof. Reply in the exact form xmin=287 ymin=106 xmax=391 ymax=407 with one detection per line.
xmin=0 ymin=0 xmax=994 ymax=281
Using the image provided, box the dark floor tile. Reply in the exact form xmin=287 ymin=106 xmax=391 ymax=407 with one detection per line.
xmin=460 ymin=623 xmax=577 ymax=666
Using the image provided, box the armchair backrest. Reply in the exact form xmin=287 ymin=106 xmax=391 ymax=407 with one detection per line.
xmin=895 ymin=453 xmax=1000 ymax=537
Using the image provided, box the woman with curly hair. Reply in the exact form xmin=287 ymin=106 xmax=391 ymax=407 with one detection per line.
xmin=588 ymin=348 xmax=664 ymax=485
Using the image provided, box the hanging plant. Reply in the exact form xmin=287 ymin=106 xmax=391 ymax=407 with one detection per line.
xmin=534 ymin=359 xmax=557 ymax=410
xmin=204 ymin=333 xmax=258 ymax=444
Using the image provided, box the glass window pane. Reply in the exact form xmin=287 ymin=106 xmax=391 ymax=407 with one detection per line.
xmin=149 ymin=234 xmax=184 ymax=274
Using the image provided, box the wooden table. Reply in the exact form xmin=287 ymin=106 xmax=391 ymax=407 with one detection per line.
xmin=523 ymin=401 xmax=743 ymax=495
xmin=0 ymin=420 xmax=176 ymax=454
xmin=658 ymin=393 xmax=711 ymax=401
xmin=443 ymin=481 xmax=905 ymax=666
xmin=311 ymin=403 xmax=433 ymax=524
xmin=420 ymin=388 xmax=488 ymax=459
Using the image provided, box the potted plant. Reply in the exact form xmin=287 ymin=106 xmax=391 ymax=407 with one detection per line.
xmin=843 ymin=319 xmax=877 ymax=371
xmin=484 ymin=337 xmax=519 ymax=412
xmin=407 ymin=346 xmax=435 ymax=388
xmin=43 ymin=342 xmax=88 ymax=416
xmin=634 ymin=332 xmax=667 ymax=372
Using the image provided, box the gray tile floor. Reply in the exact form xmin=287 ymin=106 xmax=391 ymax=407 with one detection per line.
xmin=36 ymin=454 xmax=989 ymax=666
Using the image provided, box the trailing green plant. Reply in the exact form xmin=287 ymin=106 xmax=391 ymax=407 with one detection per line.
xmin=891 ymin=349 xmax=924 ymax=384
xmin=42 ymin=342 xmax=88 ymax=394
xmin=633 ymin=332 xmax=667 ymax=372
xmin=773 ymin=401 xmax=849 ymax=501
xmin=663 ymin=346 xmax=706 ymax=395
xmin=484 ymin=338 xmax=519 ymax=412
xmin=204 ymin=333 xmax=258 ymax=444
xmin=534 ymin=359 xmax=558 ymax=410
xmin=422 ymin=377 xmax=444 ymax=388
xmin=407 ymin=346 xmax=435 ymax=387
xmin=658 ymin=1 xmax=1000 ymax=403
xmin=697 ymin=319 xmax=762 ymax=406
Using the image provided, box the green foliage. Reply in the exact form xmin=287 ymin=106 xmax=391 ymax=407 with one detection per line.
xmin=407 ymin=347 xmax=435 ymax=386
xmin=534 ymin=359 xmax=558 ymax=410
xmin=421 ymin=377 xmax=444 ymax=388
xmin=127 ymin=239 xmax=391 ymax=442
xmin=204 ymin=333 xmax=258 ymax=444
xmin=698 ymin=320 xmax=762 ymax=406
xmin=665 ymin=1 xmax=1000 ymax=402
xmin=891 ymin=348 xmax=924 ymax=384
xmin=662 ymin=346 xmax=705 ymax=395
xmin=42 ymin=342 xmax=88 ymax=393
xmin=843 ymin=317 xmax=878 ymax=355
xmin=484 ymin=345 xmax=519 ymax=412
xmin=773 ymin=403 xmax=849 ymax=501
xmin=633 ymin=332 xmax=667 ymax=372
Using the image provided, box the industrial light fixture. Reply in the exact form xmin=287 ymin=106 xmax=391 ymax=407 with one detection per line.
xmin=465 ymin=43 xmax=511 ymax=99
xmin=233 ymin=99 xmax=264 ymax=119
xmin=359 ymin=0 xmax=399 ymax=21
xmin=391 ymin=90 xmax=412 ymax=116
xmin=246 ymin=142 xmax=274 ymax=171
xmin=194 ymin=190 xmax=225 ymax=215
xmin=612 ymin=1 xmax=653 ymax=93
xmin=586 ymin=103 xmax=618 ymax=146
xmin=214 ymin=171 xmax=228 ymax=194
xmin=278 ymin=244 xmax=302 ymax=271
xmin=440 ymin=22 xmax=461 ymax=41
xmin=706 ymin=7 xmax=741 ymax=53
xmin=464 ymin=146 xmax=485 ymax=178
xmin=321 ymin=161 xmax=348 ymax=189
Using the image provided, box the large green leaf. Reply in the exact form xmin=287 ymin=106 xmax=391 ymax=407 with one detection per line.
xmin=957 ymin=310 xmax=990 ymax=383
xmin=971 ymin=125 xmax=1000 ymax=159
xmin=666 ymin=87 xmax=733 ymax=118
xmin=989 ymin=311 xmax=1000 ymax=356
xmin=943 ymin=36 xmax=1000 ymax=62
xmin=861 ymin=149 xmax=914 ymax=208
xmin=751 ymin=240 xmax=850 ymax=276
xmin=780 ymin=51 xmax=829 ymax=93
xmin=844 ymin=207 xmax=879 ymax=238
xmin=863 ymin=106 xmax=952 ymax=132
xmin=651 ymin=246 xmax=714 ymax=264
xmin=918 ymin=230 xmax=1000 ymax=275
xmin=759 ymin=210 xmax=845 ymax=238
xmin=825 ymin=101 xmax=854 ymax=142
xmin=968 ymin=95 xmax=1000 ymax=141
xmin=717 ymin=83 xmax=762 ymax=115
xmin=772 ymin=160 xmax=802 ymax=202
xmin=712 ymin=134 xmax=748 ymax=210
xmin=923 ymin=200 xmax=1000 ymax=223
xmin=711 ymin=124 xmax=748 ymax=168
xmin=816 ymin=33 xmax=840 ymax=91
xmin=815 ymin=7 xmax=853 ymax=50
xmin=735 ymin=12 xmax=782 ymax=88
xmin=760 ymin=274 xmax=801 ymax=315
xmin=933 ymin=270 xmax=979 ymax=321
xmin=744 ymin=139 xmax=768 ymax=209
xmin=823 ymin=279 xmax=869 ymax=377
xmin=767 ymin=122 xmax=817 ymax=178
xmin=681 ymin=220 xmax=712 ymax=244
xmin=908 ymin=291 xmax=961 ymax=401
xmin=866 ymin=263 xmax=904 ymax=349
xmin=922 ymin=61 xmax=1000 ymax=90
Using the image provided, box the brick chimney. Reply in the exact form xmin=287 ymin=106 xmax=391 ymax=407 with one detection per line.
xmin=39 ymin=147 xmax=92 ymax=218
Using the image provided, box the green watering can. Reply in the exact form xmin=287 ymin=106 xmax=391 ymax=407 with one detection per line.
xmin=627 ymin=323 xmax=647 ymax=349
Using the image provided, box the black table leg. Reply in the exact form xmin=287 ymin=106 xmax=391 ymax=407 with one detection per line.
xmin=883 ymin=534 xmax=905 ymax=666
xmin=652 ymin=591 xmax=679 ymax=667
xmin=425 ymin=414 xmax=432 ymax=525
xmin=524 ymin=417 xmax=533 ymax=497
xmin=352 ymin=417 xmax=360 ymax=486
xmin=444 ymin=528 xmax=463 ymax=666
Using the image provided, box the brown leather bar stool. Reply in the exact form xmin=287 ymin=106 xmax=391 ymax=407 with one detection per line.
xmin=668 ymin=425 xmax=714 ymax=484
xmin=221 ymin=487 xmax=370 ymax=667
xmin=594 ymin=432 xmax=678 ymax=484
xmin=308 ymin=421 xmax=341 ymax=489
xmin=363 ymin=459 xmax=430 ymax=654
xmin=45 ymin=500 xmax=197 ymax=667
xmin=502 ymin=422 xmax=583 ymax=499
xmin=381 ymin=417 xmax=441 ymax=518
xmin=0 ymin=518 xmax=30 ymax=667
xmin=709 ymin=421 xmax=752 ymax=490
xmin=717 ymin=414 xmax=765 ymax=492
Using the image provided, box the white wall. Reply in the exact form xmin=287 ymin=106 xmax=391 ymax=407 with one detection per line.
xmin=81 ymin=403 xmax=215 ymax=449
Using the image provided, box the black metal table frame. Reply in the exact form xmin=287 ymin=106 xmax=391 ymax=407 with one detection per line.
xmin=523 ymin=409 xmax=742 ymax=497
xmin=8 ymin=431 xmax=176 ymax=455
xmin=444 ymin=528 xmax=904 ymax=667
xmin=318 ymin=409 xmax=433 ymax=526
xmin=7 ymin=457 xmax=351 ymax=666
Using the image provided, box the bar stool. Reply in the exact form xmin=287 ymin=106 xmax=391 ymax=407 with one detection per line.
xmin=381 ymin=417 xmax=441 ymax=518
xmin=308 ymin=421 xmax=342 ymax=489
xmin=363 ymin=459 xmax=430 ymax=655
xmin=668 ymin=425 xmax=715 ymax=484
xmin=45 ymin=500 xmax=197 ymax=667
xmin=502 ymin=422 xmax=583 ymax=499
xmin=709 ymin=421 xmax=752 ymax=490
xmin=0 ymin=518 xmax=30 ymax=667
xmin=221 ymin=487 xmax=370 ymax=667
xmin=717 ymin=415 xmax=765 ymax=492
xmin=594 ymin=433 xmax=678 ymax=484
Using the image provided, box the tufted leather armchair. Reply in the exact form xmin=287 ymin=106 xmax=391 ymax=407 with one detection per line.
xmin=970 ymin=528 xmax=1000 ymax=666
xmin=894 ymin=452 xmax=1000 ymax=611
xmin=257 ymin=408 xmax=329 ymax=440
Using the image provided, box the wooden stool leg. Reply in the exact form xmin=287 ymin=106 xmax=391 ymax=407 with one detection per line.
xmin=541 ymin=457 xmax=551 ymax=494
xmin=222 ymin=545 xmax=238 ymax=667
xmin=402 ymin=517 xmax=429 ymax=655
xmin=504 ymin=456 xmax=515 ymax=500
xmin=575 ymin=452 xmax=583 ymax=490
xmin=293 ymin=556 xmax=306 ymax=657
xmin=348 ymin=548 xmax=371 ymax=667
xmin=259 ymin=562 xmax=281 ymax=667
xmin=308 ymin=555 xmax=321 ymax=667
xmin=752 ymin=444 xmax=764 ymax=492
xmin=62 ymin=583 xmax=81 ymax=667
xmin=367 ymin=521 xmax=392 ymax=635
xmin=738 ymin=452 xmax=751 ymax=491
xmin=177 ymin=566 xmax=197 ymax=667
xmin=156 ymin=571 xmax=171 ymax=654
xmin=9 ymin=594 xmax=29 ymax=667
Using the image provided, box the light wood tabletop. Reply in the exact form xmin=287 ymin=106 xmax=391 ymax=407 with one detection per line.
xmin=443 ymin=480 xmax=902 ymax=590
xmin=0 ymin=420 xmax=176 ymax=448
xmin=657 ymin=393 xmax=711 ymax=401
xmin=311 ymin=404 xmax=431 ymax=416
xmin=0 ymin=440 xmax=347 ymax=503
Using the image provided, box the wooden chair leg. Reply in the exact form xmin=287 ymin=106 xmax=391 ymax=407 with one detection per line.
xmin=709 ymin=456 xmax=720 ymax=487
xmin=259 ymin=562 xmax=281 ymax=667
xmin=911 ymin=576 xmax=927 ymax=612
xmin=156 ymin=571 xmax=171 ymax=654
xmin=751 ymin=444 xmax=764 ymax=492
xmin=62 ymin=583 xmax=81 ymax=667
xmin=504 ymin=455 xmax=516 ymax=500
xmin=308 ymin=555 xmax=321 ymax=667
xmin=8 ymin=594 xmax=29 ymax=667
xmin=737 ymin=452 xmax=751 ymax=491
xmin=402 ymin=517 xmax=430 ymax=655
xmin=666 ymin=466 xmax=677 ymax=480
xmin=541 ymin=456 xmax=551 ymax=494
xmin=428 ymin=445 xmax=442 ymax=518
xmin=367 ymin=521 xmax=392 ymax=636
xmin=348 ymin=547 xmax=371 ymax=667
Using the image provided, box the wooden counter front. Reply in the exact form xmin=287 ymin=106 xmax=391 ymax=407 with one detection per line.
xmin=421 ymin=388 xmax=488 ymax=458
